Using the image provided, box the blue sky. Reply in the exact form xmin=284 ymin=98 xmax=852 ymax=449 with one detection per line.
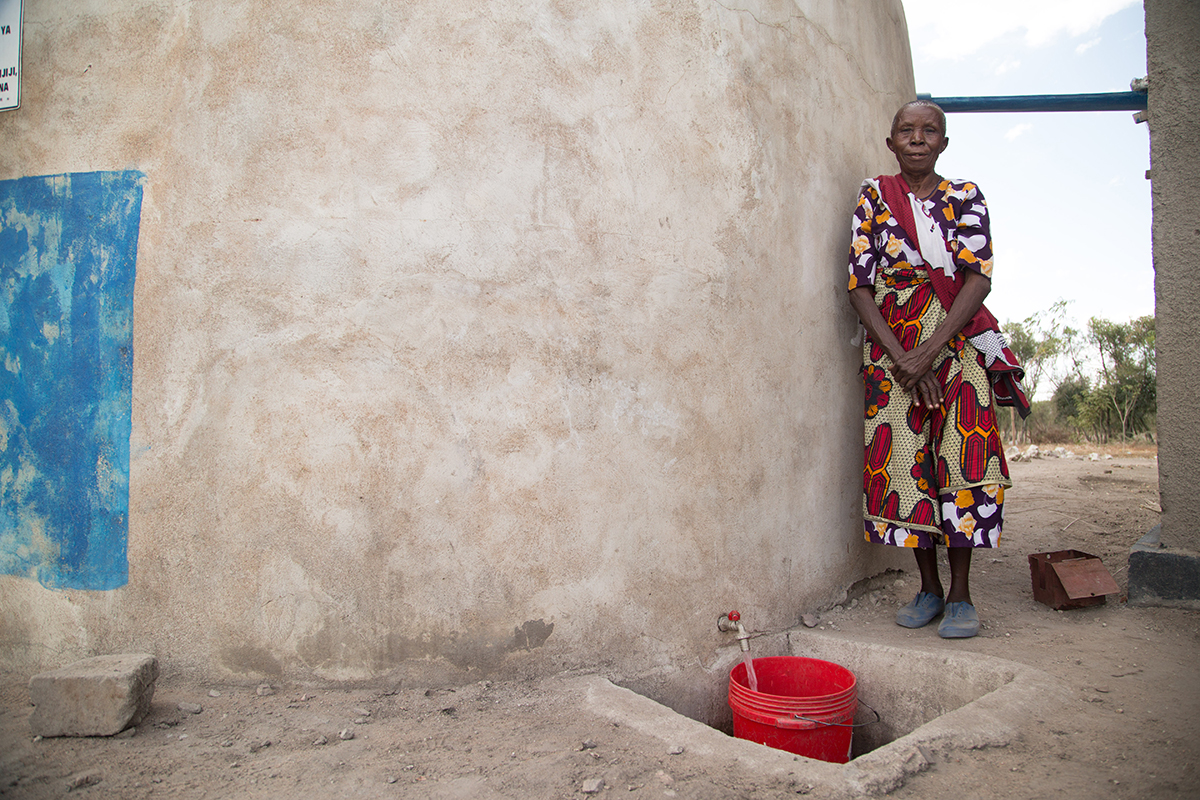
xmin=902 ymin=1 xmax=1150 ymax=339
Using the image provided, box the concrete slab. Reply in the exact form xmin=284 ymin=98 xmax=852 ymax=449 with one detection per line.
xmin=1128 ymin=525 xmax=1200 ymax=609
xmin=569 ymin=635 xmax=1071 ymax=798
xmin=29 ymin=653 xmax=159 ymax=737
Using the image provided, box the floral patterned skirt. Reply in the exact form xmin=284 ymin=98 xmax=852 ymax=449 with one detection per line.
xmin=861 ymin=267 xmax=1010 ymax=548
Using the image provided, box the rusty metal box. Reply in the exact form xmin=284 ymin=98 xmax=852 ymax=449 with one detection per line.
xmin=1028 ymin=549 xmax=1120 ymax=610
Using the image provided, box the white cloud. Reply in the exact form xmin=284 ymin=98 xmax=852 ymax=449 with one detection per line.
xmin=1076 ymin=37 xmax=1102 ymax=54
xmin=1005 ymin=123 xmax=1034 ymax=141
xmin=995 ymin=58 xmax=1021 ymax=75
xmin=904 ymin=0 xmax=1140 ymax=59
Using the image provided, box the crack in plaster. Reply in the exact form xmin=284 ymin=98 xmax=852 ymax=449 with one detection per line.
xmin=711 ymin=1 xmax=897 ymax=97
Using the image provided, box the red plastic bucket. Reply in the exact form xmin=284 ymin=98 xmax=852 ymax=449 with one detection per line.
xmin=728 ymin=656 xmax=857 ymax=763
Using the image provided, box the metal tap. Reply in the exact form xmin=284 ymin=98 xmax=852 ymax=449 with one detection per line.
xmin=717 ymin=610 xmax=751 ymax=652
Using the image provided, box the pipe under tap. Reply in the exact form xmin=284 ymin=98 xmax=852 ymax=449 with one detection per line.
xmin=717 ymin=610 xmax=751 ymax=652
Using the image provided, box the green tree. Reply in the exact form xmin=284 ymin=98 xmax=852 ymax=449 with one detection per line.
xmin=1087 ymin=315 xmax=1155 ymax=442
xmin=1005 ymin=300 xmax=1070 ymax=399
xmin=1052 ymin=375 xmax=1090 ymax=424
xmin=1002 ymin=301 xmax=1069 ymax=443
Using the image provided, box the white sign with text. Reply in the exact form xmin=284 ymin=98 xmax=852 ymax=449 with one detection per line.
xmin=0 ymin=0 xmax=21 ymax=111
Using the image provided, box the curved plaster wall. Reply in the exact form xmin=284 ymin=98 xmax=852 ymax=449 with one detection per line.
xmin=0 ymin=0 xmax=914 ymax=691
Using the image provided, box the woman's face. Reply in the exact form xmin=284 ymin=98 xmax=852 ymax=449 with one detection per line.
xmin=886 ymin=106 xmax=948 ymax=175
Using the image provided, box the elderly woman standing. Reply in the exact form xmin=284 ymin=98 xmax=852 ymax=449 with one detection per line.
xmin=847 ymin=100 xmax=1030 ymax=639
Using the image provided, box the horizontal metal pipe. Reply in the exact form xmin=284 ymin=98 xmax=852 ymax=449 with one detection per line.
xmin=916 ymin=91 xmax=1148 ymax=113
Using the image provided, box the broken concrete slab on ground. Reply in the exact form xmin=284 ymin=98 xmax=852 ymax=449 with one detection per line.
xmin=28 ymin=654 xmax=159 ymax=737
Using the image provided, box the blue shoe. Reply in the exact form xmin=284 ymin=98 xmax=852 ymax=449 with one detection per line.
xmin=937 ymin=601 xmax=980 ymax=638
xmin=895 ymin=592 xmax=945 ymax=628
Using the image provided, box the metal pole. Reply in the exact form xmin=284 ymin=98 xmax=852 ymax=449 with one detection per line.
xmin=917 ymin=91 xmax=1148 ymax=113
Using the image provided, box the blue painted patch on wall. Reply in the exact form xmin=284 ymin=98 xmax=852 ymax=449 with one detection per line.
xmin=0 ymin=171 xmax=144 ymax=590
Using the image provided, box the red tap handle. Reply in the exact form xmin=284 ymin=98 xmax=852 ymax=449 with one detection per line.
xmin=728 ymin=610 xmax=740 ymax=622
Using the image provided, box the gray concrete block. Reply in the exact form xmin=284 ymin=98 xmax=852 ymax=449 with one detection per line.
xmin=29 ymin=654 xmax=159 ymax=737
xmin=1128 ymin=525 xmax=1200 ymax=610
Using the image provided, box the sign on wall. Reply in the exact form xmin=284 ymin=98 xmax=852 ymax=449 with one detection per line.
xmin=0 ymin=172 xmax=144 ymax=590
xmin=0 ymin=0 xmax=19 ymax=111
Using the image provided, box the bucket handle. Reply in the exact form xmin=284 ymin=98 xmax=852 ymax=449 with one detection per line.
xmin=776 ymin=698 xmax=881 ymax=730
xmin=774 ymin=716 xmax=818 ymax=731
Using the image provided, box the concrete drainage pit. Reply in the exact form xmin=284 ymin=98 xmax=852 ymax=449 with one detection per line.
xmin=581 ymin=632 xmax=1071 ymax=795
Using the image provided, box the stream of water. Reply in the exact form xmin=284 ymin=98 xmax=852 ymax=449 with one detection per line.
xmin=742 ymin=650 xmax=758 ymax=692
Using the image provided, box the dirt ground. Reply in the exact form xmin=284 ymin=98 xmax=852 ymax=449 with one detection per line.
xmin=2 ymin=449 xmax=1198 ymax=799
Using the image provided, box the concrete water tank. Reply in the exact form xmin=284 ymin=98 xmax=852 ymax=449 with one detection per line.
xmin=0 ymin=1 xmax=915 ymax=701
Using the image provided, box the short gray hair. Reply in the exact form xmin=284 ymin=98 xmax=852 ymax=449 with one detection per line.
xmin=890 ymin=100 xmax=947 ymax=137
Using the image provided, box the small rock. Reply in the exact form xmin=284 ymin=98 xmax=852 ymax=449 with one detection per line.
xmin=256 ymin=684 xmax=275 ymax=696
xmin=440 ymin=706 xmax=456 ymax=716
xmin=220 ymin=740 xmax=234 ymax=747
xmin=248 ymin=740 xmax=272 ymax=753
xmin=385 ymin=775 xmax=397 ymax=784
xmin=801 ymin=614 xmax=819 ymax=628
xmin=208 ymin=689 xmax=222 ymax=698
xmin=353 ymin=717 xmax=371 ymax=725
xmin=177 ymin=702 xmax=203 ymax=715
xmin=66 ymin=772 xmax=102 ymax=791
xmin=582 ymin=778 xmax=604 ymax=793
xmin=339 ymin=728 xmax=355 ymax=740
xmin=312 ymin=734 xmax=328 ymax=746
xmin=580 ymin=739 xmax=598 ymax=750
xmin=351 ymin=707 xmax=371 ymax=717
xmin=668 ymin=745 xmax=685 ymax=755
xmin=1089 ymin=452 xmax=1100 ymax=461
